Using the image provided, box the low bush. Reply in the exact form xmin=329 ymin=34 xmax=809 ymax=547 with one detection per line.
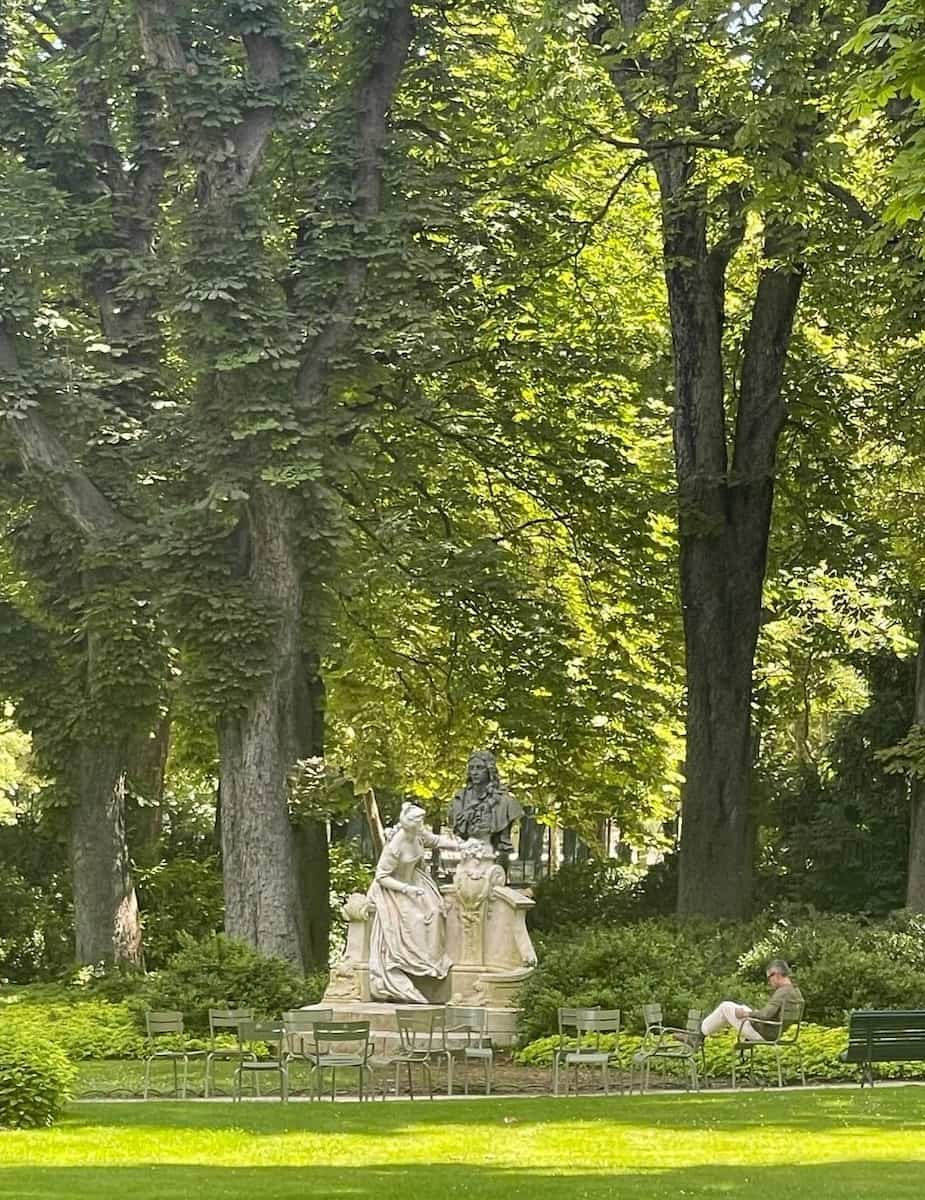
xmin=0 ymin=990 xmax=144 ymax=1059
xmin=135 ymin=856 xmax=225 ymax=971
xmin=0 ymin=1028 xmax=76 ymax=1127
xmin=529 ymin=857 xmax=678 ymax=934
xmin=515 ymin=1023 xmax=925 ymax=1086
xmin=133 ymin=933 xmax=310 ymax=1033
xmin=517 ymin=910 xmax=925 ymax=1041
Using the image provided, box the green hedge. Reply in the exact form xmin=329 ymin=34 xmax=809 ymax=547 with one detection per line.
xmin=0 ymin=1028 xmax=76 ymax=1127
xmin=515 ymin=1023 xmax=925 ymax=1086
xmin=517 ymin=912 xmax=925 ymax=1041
xmin=0 ymin=993 xmax=144 ymax=1059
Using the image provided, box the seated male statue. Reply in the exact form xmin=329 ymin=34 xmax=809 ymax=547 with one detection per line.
xmin=700 ymin=958 xmax=804 ymax=1043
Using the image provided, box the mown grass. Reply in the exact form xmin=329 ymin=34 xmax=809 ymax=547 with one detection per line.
xmin=1 ymin=1088 xmax=924 ymax=1198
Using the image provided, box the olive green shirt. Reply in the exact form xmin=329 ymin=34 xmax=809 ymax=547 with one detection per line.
xmin=748 ymin=983 xmax=804 ymax=1042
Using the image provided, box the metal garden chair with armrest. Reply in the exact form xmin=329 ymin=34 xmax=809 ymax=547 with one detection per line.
xmin=282 ymin=1008 xmax=333 ymax=1093
xmin=307 ymin=1020 xmax=373 ymax=1101
xmin=445 ymin=1005 xmax=494 ymax=1096
xmin=552 ymin=1007 xmax=623 ymax=1097
xmin=204 ymin=1008 xmax=256 ymax=1098
xmin=370 ymin=1006 xmax=450 ymax=1100
xmin=631 ymin=1004 xmax=703 ymax=1093
xmin=143 ymin=1011 xmax=206 ymax=1100
xmin=232 ymin=1021 xmax=289 ymax=1102
xmin=732 ymin=998 xmax=805 ymax=1089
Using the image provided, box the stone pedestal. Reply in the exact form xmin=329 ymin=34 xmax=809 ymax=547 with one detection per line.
xmin=300 ymin=1000 xmax=522 ymax=1047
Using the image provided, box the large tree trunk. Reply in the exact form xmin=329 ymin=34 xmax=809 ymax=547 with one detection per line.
xmin=907 ymin=601 xmax=925 ymax=910
xmin=217 ymin=484 xmax=307 ymax=970
xmin=649 ymin=147 xmax=803 ymax=919
xmin=71 ymin=737 xmax=143 ymax=967
xmin=126 ymin=714 xmax=171 ymax=867
xmin=293 ymin=648 xmax=331 ymax=970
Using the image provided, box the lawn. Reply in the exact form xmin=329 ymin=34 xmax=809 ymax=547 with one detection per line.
xmin=1 ymin=1088 xmax=924 ymax=1199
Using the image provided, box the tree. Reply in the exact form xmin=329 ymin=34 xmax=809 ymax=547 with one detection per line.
xmin=539 ymin=0 xmax=873 ymax=916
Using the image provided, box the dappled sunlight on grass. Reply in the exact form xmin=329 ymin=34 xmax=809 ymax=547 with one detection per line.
xmin=0 ymin=1091 xmax=923 ymax=1197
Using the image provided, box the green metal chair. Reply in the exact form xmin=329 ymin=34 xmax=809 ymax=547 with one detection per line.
xmin=732 ymin=998 xmax=806 ymax=1089
xmin=204 ymin=1008 xmax=256 ymax=1098
xmin=632 ymin=1004 xmax=703 ymax=1093
xmin=445 ymin=1005 xmax=494 ymax=1095
xmin=370 ymin=1007 xmax=449 ymax=1100
xmin=552 ymin=1007 xmax=622 ymax=1097
xmin=143 ymin=1011 xmax=205 ymax=1099
xmin=232 ymin=1021 xmax=289 ymax=1102
xmin=282 ymin=1008 xmax=334 ymax=1069
xmin=307 ymin=1020 xmax=373 ymax=1101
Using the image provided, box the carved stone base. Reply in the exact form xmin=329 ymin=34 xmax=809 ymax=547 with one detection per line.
xmin=301 ymin=999 xmax=522 ymax=1047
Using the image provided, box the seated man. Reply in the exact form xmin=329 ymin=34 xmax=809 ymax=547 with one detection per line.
xmin=700 ymin=958 xmax=804 ymax=1043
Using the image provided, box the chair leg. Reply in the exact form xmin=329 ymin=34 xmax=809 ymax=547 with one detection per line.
xmin=281 ymin=1066 xmax=289 ymax=1102
xmin=602 ymin=1063 xmax=609 ymax=1097
xmin=776 ymin=1051 xmax=783 ymax=1089
xmin=486 ymin=1056 xmax=492 ymax=1096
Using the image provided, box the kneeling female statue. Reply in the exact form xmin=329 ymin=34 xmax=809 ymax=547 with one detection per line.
xmin=368 ymin=801 xmax=464 ymax=1003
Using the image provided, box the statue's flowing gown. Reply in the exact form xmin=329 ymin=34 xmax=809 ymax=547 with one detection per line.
xmin=368 ymin=828 xmax=451 ymax=1003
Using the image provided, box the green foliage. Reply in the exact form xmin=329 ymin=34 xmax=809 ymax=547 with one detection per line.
xmin=760 ymin=652 xmax=915 ymax=914
xmin=518 ymin=912 xmax=925 ymax=1042
xmin=529 ymin=857 xmax=676 ymax=934
xmin=0 ymin=990 xmax=144 ymax=1060
xmin=135 ymin=856 xmax=224 ymax=971
xmin=133 ymin=934 xmax=308 ymax=1032
xmin=0 ymin=801 xmax=72 ymax=981
xmin=0 ymin=1027 xmax=76 ymax=1128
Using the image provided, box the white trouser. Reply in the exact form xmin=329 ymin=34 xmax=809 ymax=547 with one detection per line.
xmin=701 ymin=1000 xmax=765 ymax=1042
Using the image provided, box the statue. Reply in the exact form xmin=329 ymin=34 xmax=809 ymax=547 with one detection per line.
xmin=449 ymin=750 xmax=523 ymax=867
xmin=367 ymin=801 xmax=464 ymax=1003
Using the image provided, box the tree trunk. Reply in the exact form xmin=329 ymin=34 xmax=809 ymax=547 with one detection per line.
xmin=126 ymin=714 xmax=171 ymax=867
xmin=652 ymin=158 xmax=802 ymax=919
xmin=292 ymin=647 xmax=330 ymax=970
xmin=907 ymin=601 xmax=925 ymax=910
xmin=217 ymin=484 xmax=308 ymax=970
xmin=71 ymin=737 xmax=143 ymax=967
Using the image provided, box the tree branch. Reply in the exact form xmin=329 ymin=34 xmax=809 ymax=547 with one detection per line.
xmin=1 ymin=328 xmax=135 ymax=539
xmin=297 ymin=0 xmax=414 ymax=406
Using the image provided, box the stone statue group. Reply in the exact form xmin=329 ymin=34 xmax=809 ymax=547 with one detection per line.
xmin=327 ymin=750 xmax=536 ymax=1014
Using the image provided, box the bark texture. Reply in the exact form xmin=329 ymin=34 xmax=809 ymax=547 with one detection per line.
xmin=218 ymin=485 xmax=307 ymax=968
xmin=907 ymin=602 xmax=925 ymax=911
xmin=71 ymin=738 xmax=142 ymax=967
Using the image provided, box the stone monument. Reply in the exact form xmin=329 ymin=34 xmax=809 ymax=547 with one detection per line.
xmin=321 ymin=756 xmax=536 ymax=1044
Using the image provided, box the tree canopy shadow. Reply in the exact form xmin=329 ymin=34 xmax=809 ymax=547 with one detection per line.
xmin=0 ymin=1159 xmax=923 ymax=1200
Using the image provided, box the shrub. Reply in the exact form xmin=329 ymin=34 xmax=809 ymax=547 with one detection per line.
xmin=0 ymin=1028 xmax=76 ymax=1127
xmin=0 ymin=864 xmax=72 ymax=983
xmin=0 ymin=991 xmax=144 ymax=1059
xmin=517 ymin=920 xmax=754 ymax=1042
xmin=529 ymin=857 xmax=677 ymax=935
xmin=517 ymin=911 xmax=925 ymax=1041
xmin=135 ymin=856 xmax=224 ymax=970
xmin=133 ymin=933 xmax=308 ymax=1033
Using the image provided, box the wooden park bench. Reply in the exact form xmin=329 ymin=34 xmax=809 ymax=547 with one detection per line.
xmin=842 ymin=1009 xmax=925 ymax=1086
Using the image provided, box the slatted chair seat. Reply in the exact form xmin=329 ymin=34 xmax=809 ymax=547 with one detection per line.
xmin=233 ymin=1021 xmax=289 ymax=1102
xmin=553 ymin=1007 xmax=622 ymax=1097
xmin=204 ymin=1008 xmax=256 ymax=1098
xmin=143 ymin=1011 xmax=206 ymax=1100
